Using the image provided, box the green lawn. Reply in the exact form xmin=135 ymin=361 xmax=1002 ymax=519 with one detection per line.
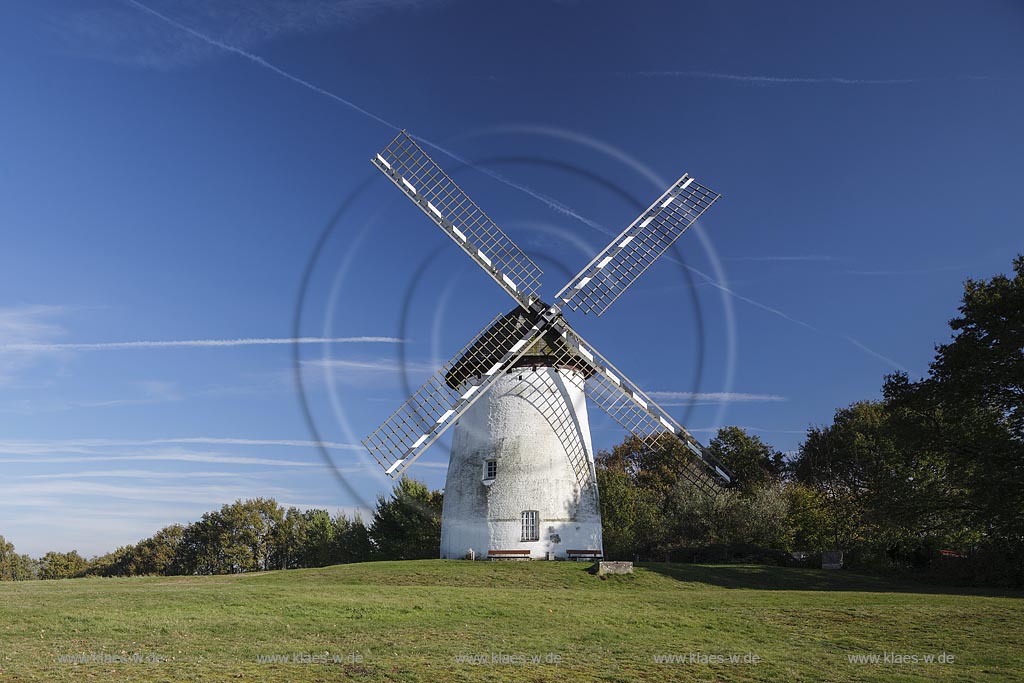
xmin=1 ymin=561 xmax=1021 ymax=682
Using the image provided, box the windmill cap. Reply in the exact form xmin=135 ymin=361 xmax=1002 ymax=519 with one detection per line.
xmin=444 ymin=307 xmax=594 ymax=389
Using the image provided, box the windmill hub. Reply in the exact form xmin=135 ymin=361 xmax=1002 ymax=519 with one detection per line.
xmin=362 ymin=131 xmax=735 ymax=560
xmin=444 ymin=308 xmax=592 ymax=390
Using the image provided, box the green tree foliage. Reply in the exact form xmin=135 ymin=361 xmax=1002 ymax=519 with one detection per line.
xmin=81 ymin=500 xmax=377 ymax=577
xmin=177 ymin=513 xmax=222 ymax=575
xmin=84 ymin=546 xmax=135 ymax=577
xmin=131 ymin=524 xmax=186 ymax=575
xmin=706 ymin=426 xmax=785 ymax=492
xmin=597 ymin=429 xmax=791 ymax=559
xmin=274 ymin=507 xmax=309 ymax=570
xmin=790 ymin=402 xmax=890 ymax=550
xmin=0 ymin=535 xmax=16 ymax=576
xmin=334 ymin=513 xmax=373 ymax=564
xmin=269 ymin=507 xmax=373 ymax=568
xmin=300 ymin=509 xmax=337 ymax=567
xmin=930 ymin=255 xmax=1024 ymax=440
xmin=369 ymin=477 xmax=443 ymax=560
xmin=6 ymin=263 xmax=1019 ymax=585
xmin=4 ymin=483 xmax=431 ymax=580
xmin=595 ymin=460 xmax=663 ymax=559
xmin=178 ymin=498 xmax=284 ymax=574
xmin=782 ymin=256 xmax=1023 ymax=580
xmin=882 ymin=255 xmax=1024 ymax=573
xmin=38 ymin=550 xmax=88 ymax=580
xmin=662 ymin=478 xmax=792 ymax=552
xmin=0 ymin=536 xmax=36 ymax=580
xmin=785 ymin=483 xmax=843 ymax=552
xmin=790 ymin=400 xmax=971 ymax=564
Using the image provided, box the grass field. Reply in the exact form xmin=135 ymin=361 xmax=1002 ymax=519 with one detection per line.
xmin=1 ymin=560 xmax=1021 ymax=682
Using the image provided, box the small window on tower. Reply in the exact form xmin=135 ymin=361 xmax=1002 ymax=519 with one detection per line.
xmin=484 ymin=459 xmax=497 ymax=480
xmin=521 ymin=510 xmax=539 ymax=542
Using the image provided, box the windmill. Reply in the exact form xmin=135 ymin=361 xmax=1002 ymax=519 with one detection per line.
xmin=362 ymin=131 xmax=734 ymax=560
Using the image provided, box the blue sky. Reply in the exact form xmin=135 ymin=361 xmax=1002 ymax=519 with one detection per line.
xmin=1 ymin=0 xmax=1022 ymax=556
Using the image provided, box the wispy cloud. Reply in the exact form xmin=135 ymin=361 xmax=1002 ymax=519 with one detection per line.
xmin=1 ymin=510 xmax=203 ymax=555
xmin=0 ymin=378 xmax=289 ymax=415
xmin=534 ymin=190 xmax=912 ymax=374
xmin=49 ymin=380 xmax=185 ymax=410
xmin=0 ymin=336 xmax=402 ymax=352
xmin=23 ymin=469 xmax=245 ymax=480
xmin=22 ymin=466 xmax=386 ymax=481
xmin=632 ymin=70 xmax=925 ymax=86
xmin=625 ymin=71 xmax=1018 ymax=88
xmin=0 ymin=436 xmax=360 ymax=456
xmin=302 ymin=358 xmax=437 ymax=374
xmin=683 ymin=264 xmax=821 ymax=332
xmin=158 ymin=437 xmax=362 ymax=450
xmin=540 ymin=210 xmax=908 ymax=375
xmin=728 ymin=254 xmax=834 ymax=262
xmin=0 ymin=305 xmax=66 ymax=382
xmin=687 ymin=425 xmax=808 ymax=435
xmin=0 ymin=305 xmax=65 ymax=342
xmin=48 ymin=0 xmax=447 ymax=70
xmin=841 ymin=334 xmax=909 ymax=373
xmin=680 ymin=265 xmax=915 ymax=372
xmin=123 ymin=0 xmax=403 ymax=124
xmin=298 ymin=357 xmax=439 ymax=389
xmin=119 ymin=0 xmax=605 ymax=233
xmin=563 ymin=229 xmax=905 ymax=376
xmin=845 ymin=263 xmax=979 ymax=276
xmin=0 ymin=479 xmax=295 ymax=506
xmin=0 ymin=450 xmax=322 ymax=467
xmin=648 ymin=391 xmax=787 ymax=404
xmin=43 ymin=6 xmax=929 ymax=384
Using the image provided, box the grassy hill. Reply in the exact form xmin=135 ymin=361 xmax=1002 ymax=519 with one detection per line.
xmin=1 ymin=560 xmax=1021 ymax=682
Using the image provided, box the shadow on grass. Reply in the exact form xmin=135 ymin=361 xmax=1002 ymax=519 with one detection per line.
xmin=638 ymin=562 xmax=1024 ymax=597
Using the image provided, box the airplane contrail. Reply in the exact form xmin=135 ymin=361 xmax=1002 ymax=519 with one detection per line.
xmin=631 ymin=71 xmax=1014 ymax=86
xmin=634 ymin=70 xmax=924 ymax=85
xmin=842 ymin=334 xmax=910 ymax=373
xmin=124 ymin=0 xmax=604 ymax=232
xmin=1 ymin=336 xmax=401 ymax=352
xmin=123 ymin=0 xmax=396 ymax=124
xmin=123 ymin=0 xmax=911 ymax=374
xmin=647 ymin=391 xmax=787 ymax=403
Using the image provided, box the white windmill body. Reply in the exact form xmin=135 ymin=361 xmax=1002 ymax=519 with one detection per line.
xmin=440 ymin=335 xmax=602 ymax=560
xmin=363 ymin=132 xmax=735 ymax=561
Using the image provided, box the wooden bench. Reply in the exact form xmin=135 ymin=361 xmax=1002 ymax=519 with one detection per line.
xmin=487 ymin=549 xmax=531 ymax=561
xmin=566 ymin=549 xmax=603 ymax=562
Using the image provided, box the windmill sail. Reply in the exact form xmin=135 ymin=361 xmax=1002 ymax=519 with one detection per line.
xmin=372 ymin=131 xmax=542 ymax=310
xmin=556 ymin=174 xmax=720 ymax=316
xmin=362 ymin=310 xmax=544 ymax=479
xmin=506 ymin=367 xmax=595 ymax=490
xmin=365 ymin=128 xmax=731 ymax=502
xmin=545 ymin=319 xmax=734 ymax=494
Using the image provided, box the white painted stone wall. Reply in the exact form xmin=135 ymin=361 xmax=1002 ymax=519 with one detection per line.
xmin=439 ymin=367 xmax=603 ymax=560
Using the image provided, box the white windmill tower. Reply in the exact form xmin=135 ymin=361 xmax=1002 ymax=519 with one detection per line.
xmin=362 ymin=132 xmax=734 ymax=560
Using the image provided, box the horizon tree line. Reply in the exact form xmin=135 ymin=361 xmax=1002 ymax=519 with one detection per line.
xmin=2 ymin=256 xmax=1020 ymax=586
